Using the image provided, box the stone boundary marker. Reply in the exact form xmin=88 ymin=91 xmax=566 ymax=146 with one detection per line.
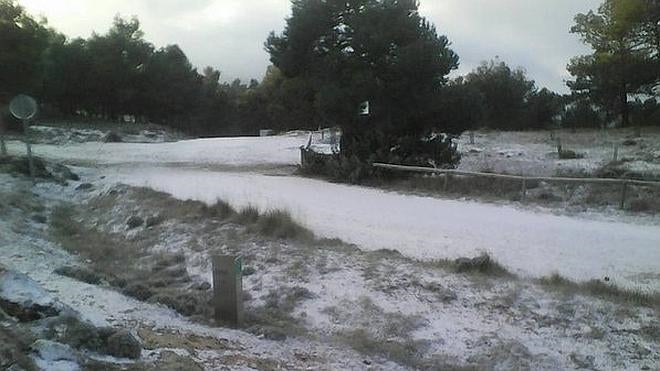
xmin=212 ymin=255 xmax=243 ymax=327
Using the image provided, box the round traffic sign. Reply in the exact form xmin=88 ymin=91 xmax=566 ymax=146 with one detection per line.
xmin=9 ymin=94 xmax=38 ymax=121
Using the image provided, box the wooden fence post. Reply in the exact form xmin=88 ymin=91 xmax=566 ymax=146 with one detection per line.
xmin=0 ymin=136 xmax=6 ymax=157
xmin=556 ymin=138 xmax=562 ymax=155
xmin=613 ymin=144 xmax=619 ymax=162
xmin=443 ymin=173 xmax=449 ymax=192
xmin=620 ymin=182 xmax=628 ymax=210
xmin=212 ymin=255 xmax=243 ymax=327
xmin=521 ymin=176 xmax=527 ymax=203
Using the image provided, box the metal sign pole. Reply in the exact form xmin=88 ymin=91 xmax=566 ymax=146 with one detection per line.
xmin=23 ymin=120 xmax=35 ymax=180
xmin=8 ymin=94 xmax=38 ymax=181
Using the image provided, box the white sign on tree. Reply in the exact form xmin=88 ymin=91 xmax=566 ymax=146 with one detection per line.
xmin=359 ymin=100 xmax=370 ymax=116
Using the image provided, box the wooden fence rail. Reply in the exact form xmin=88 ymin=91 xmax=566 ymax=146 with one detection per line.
xmin=372 ymin=162 xmax=660 ymax=209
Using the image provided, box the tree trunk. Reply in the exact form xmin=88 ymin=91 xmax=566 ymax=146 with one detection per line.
xmin=0 ymin=104 xmax=7 ymax=157
xmin=620 ymin=88 xmax=629 ymax=127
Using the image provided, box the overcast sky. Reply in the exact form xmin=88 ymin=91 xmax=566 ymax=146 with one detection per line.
xmin=19 ymin=0 xmax=602 ymax=93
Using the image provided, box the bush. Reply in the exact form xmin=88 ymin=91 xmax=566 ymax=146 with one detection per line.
xmin=562 ymin=100 xmax=603 ymax=129
xmin=103 ymin=131 xmax=122 ymax=143
xmin=630 ymin=98 xmax=660 ymax=127
xmin=301 ymin=131 xmax=461 ymax=184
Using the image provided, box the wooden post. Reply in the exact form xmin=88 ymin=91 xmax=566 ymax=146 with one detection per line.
xmin=0 ymin=136 xmax=6 ymax=157
xmin=212 ymin=255 xmax=243 ymax=327
xmin=443 ymin=173 xmax=449 ymax=192
xmin=521 ymin=176 xmax=527 ymax=203
xmin=0 ymin=105 xmax=6 ymax=157
xmin=556 ymin=138 xmax=562 ymax=155
xmin=613 ymin=144 xmax=619 ymax=162
xmin=620 ymin=182 xmax=628 ymax=210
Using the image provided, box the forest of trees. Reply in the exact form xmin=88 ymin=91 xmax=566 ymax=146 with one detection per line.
xmin=1 ymin=0 xmax=659 ymax=145
xmin=0 ymin=1 xmax=263 ymax=135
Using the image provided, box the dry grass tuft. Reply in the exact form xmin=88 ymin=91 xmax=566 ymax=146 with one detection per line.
xmin=203 ymin=200 xmax=235 ymax=219
xmin=253 ymin=210 xmax=313 ymax=240
xmin=424 ymin=253 xmax=513 ymax=278
xmin=539 ymin=273 xmax=659 ymax=308
xmin=235 ymin=205 xmax=260 ymax=224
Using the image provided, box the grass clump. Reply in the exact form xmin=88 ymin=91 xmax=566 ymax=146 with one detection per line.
xmin=558 ymin=149 xmax=584 ymax=160
xmin=245 ymin=286 xmax=313 ymax=340
xmin=235 ymin=205 xmax=259 ymax=224
xmin=50 ymin=205 xmax=82 ymax=237
xmin=454 ymin=254 xmax=511 ymax=276
xmin=0 ymin=324 xmax=38 ymax=371
xmin=425 ymin=253 xmax=512 ymax=278
xmin=233 ymin=205 xmax=314 ymax=240
xmin=54 ymin=266 xmax=104 ymax=285
xmin=254 ymin=210 xmax=313 ymax=240
xmin=49 ymin=204 xmax=138 ymax=275
xmin=204 ymin=200 xmax=235 ymax=219
xmin=539 ymin=273 xmax=658 ymax=308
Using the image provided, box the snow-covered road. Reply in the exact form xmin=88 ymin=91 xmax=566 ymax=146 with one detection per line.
xmin=106 ymin=166 xmax=660 ymax=290
xmin=9 ymin=134 xmax=660 ymax=290
xmin=7 ymin=134 xmax=308 ymax=167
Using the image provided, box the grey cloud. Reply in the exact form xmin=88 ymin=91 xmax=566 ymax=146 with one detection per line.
xmin=20 ymin=0 xmax=602 ymax=91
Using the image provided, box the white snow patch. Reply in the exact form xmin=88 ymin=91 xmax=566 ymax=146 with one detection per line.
xmin=7 ymin=133 xmax=310 ymax=167
xmin=105 ymin=166 xmax=660 ymax=290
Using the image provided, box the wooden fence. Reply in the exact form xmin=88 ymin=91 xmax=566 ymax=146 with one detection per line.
xmin=372 ymin=162 xmax=660 ymax=209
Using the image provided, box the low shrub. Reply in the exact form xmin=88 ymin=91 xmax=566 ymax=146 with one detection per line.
xmin=103 ymin=131 xmax=122 ymax=143
xmin=254 ymin=210 xmax=313 ymax=240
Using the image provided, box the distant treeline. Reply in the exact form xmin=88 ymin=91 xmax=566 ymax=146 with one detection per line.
xmin=1 ymin=0 xmax=658 ymax=141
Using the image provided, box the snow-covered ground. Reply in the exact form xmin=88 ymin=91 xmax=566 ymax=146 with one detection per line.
xmin=2 ymin=127 xmax=660 ymax=370
xmin=0 ymin=174 xmax=401 ymax=370
xmin=457 ymin=128 xmax=660 ymax=178
xmin=105 ymin=166 xmax=660 ymax=291
xmin=7 ymin=132 xmax=308 ymax=168
xmin=6 ymin=129 xmax=660 ymax=291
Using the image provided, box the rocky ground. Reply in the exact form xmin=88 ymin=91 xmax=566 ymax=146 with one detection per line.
xmin=0 ymin=155 xmax=658 ymax=370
